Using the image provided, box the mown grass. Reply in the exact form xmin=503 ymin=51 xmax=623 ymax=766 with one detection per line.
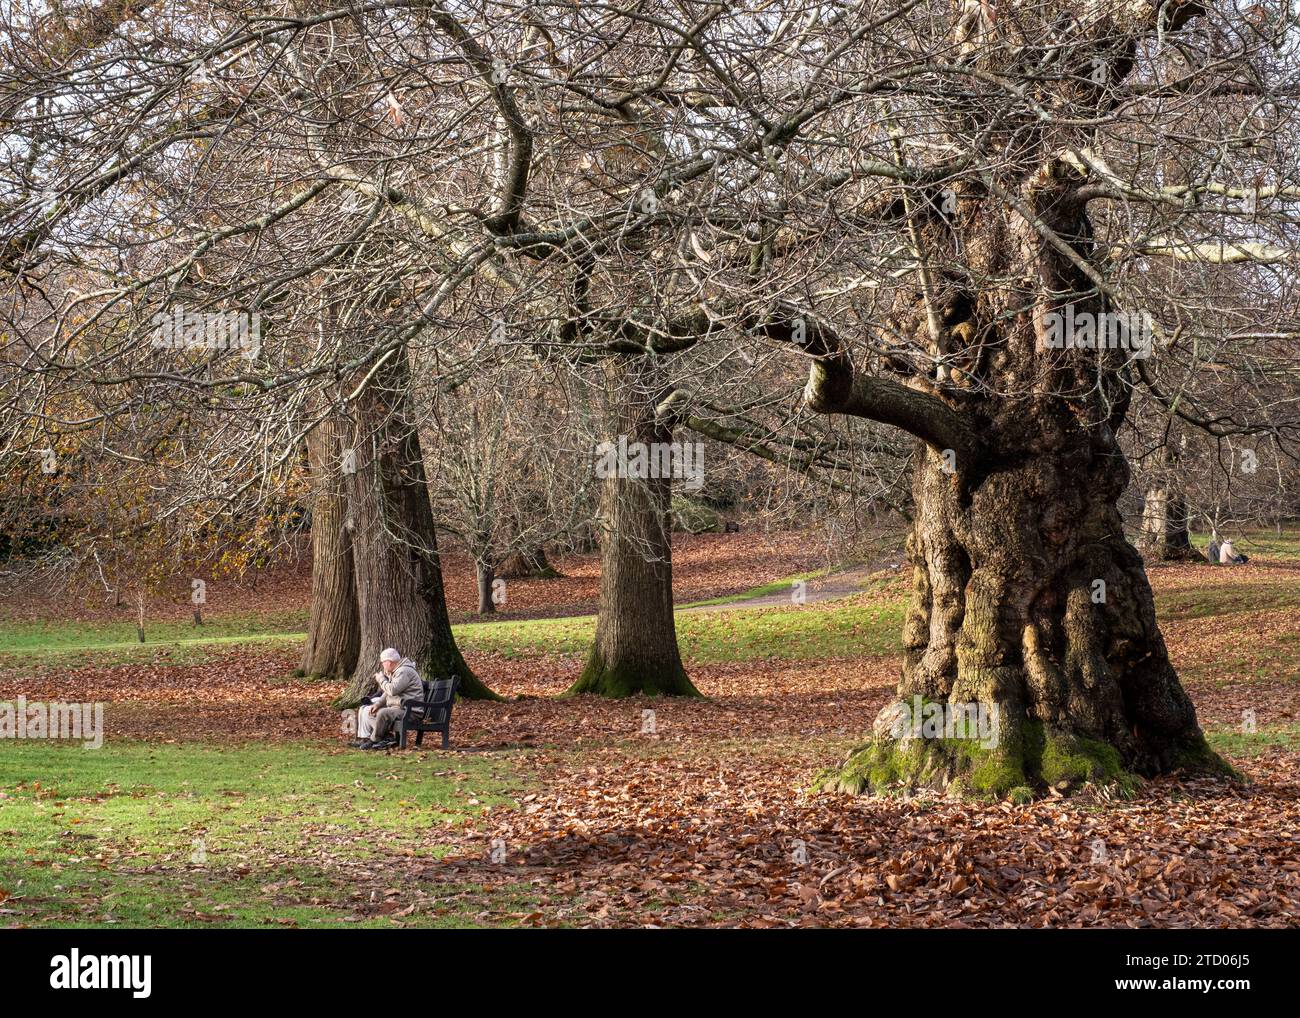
xmin=7 ymin=567 xmax=1293 ymax=671
xmin=0 ymin=596 xmax=910 ymax=667
xmin=1 ymin=529 xmax=1297 ymax=928
xmin=676 ymin=566 xmax=836 ymax=608
xmin=0 ymin=740 xmax=525 ymax=927
xmin=1156 ymin=576 xmax=1300 ymax=621
xmin=6 ymin=525 xmax=1292 ymax=669
xmin=0 ymin=611 xmax=308 ymax=669
xmin=1188 ymin=527 xmax=1300 ymax=563
xmin=456 ymin=597 xmax=909 ymax=662
xmin=1175 ymin=628 xmax=1300 ymax=686
xmin=1 ymin=526 xmax=1294 ymax=665
xmin=0 ymin=610 xmax=308 ymax=651
xmin=1205 ymin=721 xmax=1300 ymax=759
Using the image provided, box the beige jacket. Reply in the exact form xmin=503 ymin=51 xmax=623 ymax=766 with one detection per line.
xmin=375 ymin=659 xmax=424 ymax=707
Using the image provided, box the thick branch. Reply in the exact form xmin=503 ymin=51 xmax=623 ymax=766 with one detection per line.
xmin=759 ymin=316 xmax=977 ymax=460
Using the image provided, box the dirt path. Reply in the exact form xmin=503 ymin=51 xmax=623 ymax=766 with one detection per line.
xmin=682 ymin=554 xmax=906 ymax=612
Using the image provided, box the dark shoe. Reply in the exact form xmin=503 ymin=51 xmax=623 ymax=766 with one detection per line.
xmin=348 ymin=739 xmax=367 ymax=748
xmin=363 ymin=739 xmax=396 ymax=751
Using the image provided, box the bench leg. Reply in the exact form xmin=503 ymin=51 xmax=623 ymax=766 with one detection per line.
xmin=396 ymin=723 xmax=407 ymax=750
xmin=415 ymin=730 xmax=424 ymax=747
xmin=441 ymin=727 xmax=449 ymax=749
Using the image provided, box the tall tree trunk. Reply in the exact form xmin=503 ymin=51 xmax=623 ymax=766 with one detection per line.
xmin=1138 ymin=487 xmax=1195 ymax=561
xmin=807 ymin=100 xmax=1226 ymax=793
xmin=335 ymin=362 xmax=499 ymax=707
xmin=1137 ymin=442 xmax=1195 ymax=561
xmin=567 ymin=358 xmax=698 ymax=697
xmin=476 ymin=560 xmax=496 ymax=615
xmin=299 ymin=411 xmax=360 ymax=680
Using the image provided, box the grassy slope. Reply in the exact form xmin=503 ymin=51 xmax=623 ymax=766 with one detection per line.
xmin=0 ymin=525 xmax=1291 ymax=664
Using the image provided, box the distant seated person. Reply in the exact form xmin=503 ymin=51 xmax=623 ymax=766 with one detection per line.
xmin=352 ymin=648 xmax=424 ymax=750
xmin=1218 ymin=538 xmax=1249 ymax=566
xmin=1205 ymin=533 xmax=1220 ymax=564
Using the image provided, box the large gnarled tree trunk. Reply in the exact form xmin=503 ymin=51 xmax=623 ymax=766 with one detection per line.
xmin=831 ymin=428 xmax=1222 ymax=796
xmin=814 ymin=373 xmax=1225 ymax=794
xmin=804 ymin=3 xmax=1225 ymax=795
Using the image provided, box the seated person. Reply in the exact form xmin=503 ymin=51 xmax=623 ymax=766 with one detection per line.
xmin=354 ymin=648 xmax=425 ymax=750
xmin=1206 ymin=533 xmax=1220 ymax=564
xmin=1219 ymin=539 xmax=1249 ymax=565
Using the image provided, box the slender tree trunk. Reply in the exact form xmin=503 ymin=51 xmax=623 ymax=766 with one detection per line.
xmin=335 ymin=363 xmax=499 ymax=707
xmin=299 ymin=411 xmax=360 ymax=680
xmin=476 ymin=560 xmax=496 ymax=614
xmin=568 ymin=358 xmax=698 ymax=697
xmin=1138 ymin=487 xmax=1195 ymax=561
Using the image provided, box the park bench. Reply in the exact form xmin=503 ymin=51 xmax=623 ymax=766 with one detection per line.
xmin=395 ymin=675 xmax=459 ymax=749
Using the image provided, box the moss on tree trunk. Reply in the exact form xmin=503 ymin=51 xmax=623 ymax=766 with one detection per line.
xmin=820 ymin=435 xmax=1230 ymax=798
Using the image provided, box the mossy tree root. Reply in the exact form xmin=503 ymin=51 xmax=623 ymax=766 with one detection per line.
xmin=816 ymin=708 xmax=1234 ymax=800
xmin=565 ymin=649 xmax=701 ymax=698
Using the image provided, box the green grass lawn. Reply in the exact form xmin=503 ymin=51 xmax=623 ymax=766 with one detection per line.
xmin=1205 ymin=721 xmax=1300 ymax=759
xmin=1188 ymin=527 xmax=1300 ymax=562
xmin=2 ymin=530 xmax=1298 ymax=928
xmin=1175 ymin=626 xmax=1300 ymax=686
xmin=675 ymin=565 xmax=837 ymax=608
xmin=0 ymin=597 xmax=910 ymax=668
xmin=3 ymin=570 xmax=1293 ymax=672
xmin=1157 ymin=575 xmax=1300 ymax=621
xmin=0 ymin=740 xmax=527 ymax=927
xmin=455 ymin=598 xmax=908 ymax=663
xmin=0 ymin=611 xmax=309 ymax=669
xmin=5 ymin=525 xmax=1296 ymax=669
xmin=0 ymin=610 xmax=309 ymax=651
